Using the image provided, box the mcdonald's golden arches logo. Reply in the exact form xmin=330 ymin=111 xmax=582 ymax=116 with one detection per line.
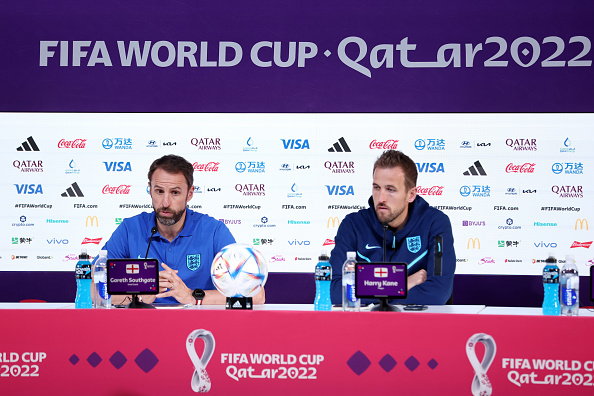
xmin=327 ymin=217 xmax=341 ymax=228
xmin=86 ymin=216 xmax=99 ymax=227
xmin=467 ymin=238 xmax=480 ymax=249
xmin=575 ymin=218 xmax=588 ymax=230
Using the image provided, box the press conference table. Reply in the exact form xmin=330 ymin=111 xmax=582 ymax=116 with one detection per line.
xmin=1 ymin=303 xmax=593 ymax=395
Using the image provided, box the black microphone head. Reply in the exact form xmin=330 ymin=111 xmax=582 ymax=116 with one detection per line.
xmin=151 ymin=226 xmax=158 ymax=234
xmin=382 ymin=223 xmax=389 ymax=230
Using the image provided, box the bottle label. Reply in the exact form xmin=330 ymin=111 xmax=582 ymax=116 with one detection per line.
xmin=315 ymin=265 xmax=331 ymax=281
xmin=542 ymin=267 xmax=559 ymax=284
xmin=561 ymin=287 xmax=578 ymax=306
xmin=98 ymin=282 xmax=110 ymax=300
xmin=75 ymin=263 xmax=92 ymax=280
xmin=346 ymin=283 xmax=357 ymax=302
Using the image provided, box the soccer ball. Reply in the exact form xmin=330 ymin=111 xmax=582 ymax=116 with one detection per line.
xmin=211 ymin=243 xmax=268 ymax=297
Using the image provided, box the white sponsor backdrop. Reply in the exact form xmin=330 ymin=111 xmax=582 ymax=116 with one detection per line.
xmin=2 ymin=113 xmax=593 ymax=275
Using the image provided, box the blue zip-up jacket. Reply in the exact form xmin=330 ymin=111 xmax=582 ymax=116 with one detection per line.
xmin=330 ymin=195 xmax=455 ymax=305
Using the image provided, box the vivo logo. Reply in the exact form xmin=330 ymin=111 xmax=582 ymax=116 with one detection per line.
xmin=281 ymin=139 xmax=310 ymax=149
xmin=103 ymin=161 xmax=132 ymax=171
xmin=534 ymin=241 xmax=558 ymax=248
xmin=416 ymin=163 xmax=445 ymax=173
xmin=325 ymin=185 xmax=354 ymax=195
xmin=15 ymin=184 xmax=43 ymax=194
xmin=288 ymin=240 xmax=310 ymax=246
xmin=47 ymin=238 xmax=69 ymax=244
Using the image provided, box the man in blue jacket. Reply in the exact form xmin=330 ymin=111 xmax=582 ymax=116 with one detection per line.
xmin=102 ymin=154 xmax=265 ymax=305
xmin=330 ymin=150 xmax=455 ymax=305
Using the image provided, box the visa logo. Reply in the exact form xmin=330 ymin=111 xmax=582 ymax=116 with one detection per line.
xmin=103 ymin=161 xmax=132 ymax=171
xmin=15 ymin=184 xmax=43 ymax=194
xmin=288 ymin=239 xmax=311 ymax=246
xmin=47 ymin=238 xmax=69 ymax=244
xmin=416 ymin=163 xmax=445 ymax=173
xmin=534 ymin=241 xmax=558 ymax=248
xmin=281 ymin=139 xmax=310 ymax=149
xmin=325 ymin=185 xmax=354 ymax=195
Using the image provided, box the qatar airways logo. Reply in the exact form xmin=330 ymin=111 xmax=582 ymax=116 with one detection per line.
xmin=191 ymin=137 xmax=221 ymax=150
xmin=506 ymin=163 xmax=535 ymax=173
xmin=416 ymin=186 xmax=444 ymax=196
xmin=505 ymin=138 xmax=537 ymax=151
xmin=552 ymin=185 xmax=583 ymax=198
xmin=102 ymin=185 xmax=131 ymax=194
xmin=235 ymin=184 xmax=265 ymax=196
xmin=369 ymin=139 xmax=398 ymax=150
xmin=324 ymin=161 xmax=354 ymax=173
xmin=193 ymin=162 xmax=220 ymax=172
xmin=58 ymin=139 xmax=86 ymax=148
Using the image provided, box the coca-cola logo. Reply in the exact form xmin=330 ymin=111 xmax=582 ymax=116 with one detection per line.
xmin=416 ymin=186 xmax=444 ymax=196
xmin=369 ymin=139 xmax=399 ymax=150
xmin=58 ymin=139 xmax=86 ymax=148
xmin=570 ymin=241 xmax=592 ymax=249
xmin=81 ymin=238 xmax=102 ymax=244
xmin=506 ymin=163 xmax=535 ymax=173
xmin=102 ymin=185 xmax=131 ymax=194
xmin=193 ymin=162 xmax=220 ymax=172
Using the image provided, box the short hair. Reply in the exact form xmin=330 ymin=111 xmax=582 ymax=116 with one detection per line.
xmin=148 ymin=155 xmax=194 ymax=190
xmin=372 ymin=150 xmax=417 ymax=190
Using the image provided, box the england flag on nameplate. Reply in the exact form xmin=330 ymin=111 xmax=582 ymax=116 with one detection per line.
xmin=126 ymin=264 xmax=139 ymax=274
xmin=374 ymin=267 xmax=388 ymax=278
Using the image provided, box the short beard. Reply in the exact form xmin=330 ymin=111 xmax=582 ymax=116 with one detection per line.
xmin=155 ymin=207 xmax=185 ymax=226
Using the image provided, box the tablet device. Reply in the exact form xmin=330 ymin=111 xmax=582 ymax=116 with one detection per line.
xmin=355 ymin=262 xmax=407 ymax=299
xmin=107 ymin=258 xmax=159 ymax=295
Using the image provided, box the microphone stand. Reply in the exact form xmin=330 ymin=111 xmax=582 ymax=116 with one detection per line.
xmin=126 ymin=226 xmax=159 ymax=309
xmin=372 ymin=223 xmax=399 ymax=312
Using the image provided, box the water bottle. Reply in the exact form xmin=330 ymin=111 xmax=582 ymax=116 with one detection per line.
xmin=75 ymin=248 xmax=93 ymax=308
xmin=92 ymin=250 xmax=111 ymax=308
xmin=542 ymin=252 xmax=560 ymax=316
xmin=560 ymin=254 xmax=579 ymax=316
xmin=342 ymin=251 xmax=360 ymax=312
xmin=314 ymin=250 xmax=332 ymax=311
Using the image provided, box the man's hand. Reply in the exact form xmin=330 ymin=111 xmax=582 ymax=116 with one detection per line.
xmin=155 ymin=262 xmax=194 ymax=305
xmin=407 ymin=269 xmax=427 ymax=290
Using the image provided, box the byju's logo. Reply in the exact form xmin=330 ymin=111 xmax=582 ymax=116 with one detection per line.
xmin=551 ymin=162 xmax=583 ymax=175
xmin=15 ymin=184 xmax=43 ymax=194
xmin=102 ymin=138 xmax=132 ymax=150
xmin=281 ymin=139 xmax=310 ymax=149
xmin=16 ymin=136 xmax=40 ymax=151
xmin=104 ymin=161 xmax=132 ymax=172
xmin=463 ymin=220 xmax=486 ymax=226
xmin=325 ymin=185 xmax=354 ymax=195
xmin=463 ymin=161 xmax=487 ymax=176
xmin=415 ymin=139 xmax=445 ymax=151
xmin=416 ymin=163 xmax=444 ymax=173
xmin=328 ymin=137 xmax=351 ymax=152
xmin=505 ymin=138 xmax=537 ymax=151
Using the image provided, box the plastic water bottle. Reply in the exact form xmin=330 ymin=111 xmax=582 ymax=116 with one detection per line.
xmin=314 ymin=250 xmax=332 ymax=311
xmin=542 ymin=252 xmax=560 ymax=316
xmin=75 ymin=248 xmax=93 ymax=308
xmin=342 ymin=251 xmax=360 ymax=312
xmin=560 ymin=255 xmax=579 ymax=316
xmin=92 ymin=250 xmax=111 ymax=308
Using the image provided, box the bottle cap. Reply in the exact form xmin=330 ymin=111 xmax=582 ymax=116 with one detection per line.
xmin=318 ymin=249 xmax=329 ymax=261
xmin=565 ymin=254 xmax=574 ymax=262
xmin=79 ymin=247 xmax=90 ymax=260
xmin=545 ymin=252 xmax=556 ymax=263
xmin=346 ymin=251 xmax=356 ymax=259
xmin=99 ymin=249 xmax=108 ymax=257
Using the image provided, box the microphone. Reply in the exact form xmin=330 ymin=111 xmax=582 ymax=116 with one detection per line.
xmin=434 ymin=235 xmax=443 ymax=276
xmin=382 ymin=223 xmax=388 ymax=262
xmin=145 ymin=226 xmax=158 ymax=259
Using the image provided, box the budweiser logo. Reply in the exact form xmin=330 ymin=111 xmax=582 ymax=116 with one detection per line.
xmin=58 ymin=139 xmax=86 ymax=148
xmin=369 ymin=139 xmax=399 ymax=150
xmin=506 ymin=163 xmax=535 ymax=173
xmin=416 ymin=186 xmax=444 ymax=195
xmin=570 ymin=241 xmax=592 ymax=249
xmin=323 ymin=239 xmax=335 ymax=246
xmin=102 ymin=184 xmax=131 ymax=194
xmin=82 ymin=238 xmax=102 ymax=244
xmin=193 ymin=162 xmax=220 ymax=172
